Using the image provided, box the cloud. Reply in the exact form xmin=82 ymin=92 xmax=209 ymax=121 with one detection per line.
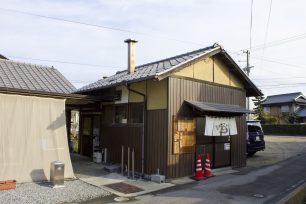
xmin=0 ymin=0 xmax=305 ymax=95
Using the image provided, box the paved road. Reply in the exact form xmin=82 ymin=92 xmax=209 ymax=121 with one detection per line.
xmin=124 ymin=135 xmax=306 ymax=204
xmin=84 ymin=135 xmax=306 ymax=204
xmin=126 ymin=153 xmax=306 ymax=204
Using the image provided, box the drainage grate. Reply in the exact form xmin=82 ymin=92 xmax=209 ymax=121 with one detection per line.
xmin=105 ymin=182 xmax=144 ymax=194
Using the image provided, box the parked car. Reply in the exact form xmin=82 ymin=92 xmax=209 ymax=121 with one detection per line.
xmin=246 ymin=120 xmax=265 ymax=156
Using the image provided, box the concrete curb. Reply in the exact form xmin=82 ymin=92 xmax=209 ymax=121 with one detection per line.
xmin=277 ymin=181 xmax=306 ymax=204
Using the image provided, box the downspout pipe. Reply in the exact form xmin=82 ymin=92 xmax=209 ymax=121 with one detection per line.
xmin=126 ymin=84 xmax=146 ymax=177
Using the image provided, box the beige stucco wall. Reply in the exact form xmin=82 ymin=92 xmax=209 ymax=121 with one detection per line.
xmin=128 ymin=79 xmax=168 ymax=110
xmin=173 ymin=56 xmax=244 ymax=89
xmin=129 ymin=81 xmax=146 ymax=103
xmin=147 ymin=79 xmax=167 ymax=110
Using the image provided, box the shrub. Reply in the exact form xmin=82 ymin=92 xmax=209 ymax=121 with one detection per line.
xmin=262 ymin=124 xmax=306 ymax=136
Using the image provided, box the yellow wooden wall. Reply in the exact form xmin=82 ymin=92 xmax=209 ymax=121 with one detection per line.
xmin=173 ymin=56 xmax=244 ymax=89
xmin=128 ymin=79 xmax=168 ymax=110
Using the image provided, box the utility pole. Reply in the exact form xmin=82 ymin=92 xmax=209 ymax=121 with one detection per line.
xmin=243 ymin=50 xmax=251 ymax=76
xmin=243 ymin=50 xmax=253 ymax=120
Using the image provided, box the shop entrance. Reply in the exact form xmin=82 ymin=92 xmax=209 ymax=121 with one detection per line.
xmin=195 ymin=118 xmax=231 ymax=168
xmin=79 ymin=114 xmax=101 ymax=158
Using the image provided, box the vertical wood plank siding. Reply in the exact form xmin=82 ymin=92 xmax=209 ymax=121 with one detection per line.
xmin=146 ymin=109 xmax=168 ymax=175
xmin=168 ymin=77 xmax=247 ymax=178
xmin=101 ymin=125 xmax=142 ymax=172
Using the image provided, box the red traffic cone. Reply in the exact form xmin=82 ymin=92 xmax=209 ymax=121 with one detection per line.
xmin=193 ymin=154 xmax=204 ymax=181
xmin=203 ymin=153 xmax=213 ymax=178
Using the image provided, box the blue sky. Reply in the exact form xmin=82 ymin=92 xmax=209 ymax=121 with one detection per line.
xmin=0 ymin=0 xmax=306 ymax=97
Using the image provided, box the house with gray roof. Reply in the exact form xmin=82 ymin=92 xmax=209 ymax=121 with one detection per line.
xmin=0 ymin=58 xmax=76 ymax=95
xmin=0 ymin=56 xmax=82 ymax=182
xmin=74 ymin=40 xmax=262 ymax=179
xmin=262 ymin=92 xmax=306 ymax=123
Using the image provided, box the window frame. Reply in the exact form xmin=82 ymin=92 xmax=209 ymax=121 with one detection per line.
xmin=281 ymin=105 xmax=289 ymax=113
xmin=263 ymin=106 xmax=270 ymax=113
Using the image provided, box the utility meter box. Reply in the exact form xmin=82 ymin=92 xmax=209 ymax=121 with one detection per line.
xmin=50 ymin=161 xmax=65 ymax=188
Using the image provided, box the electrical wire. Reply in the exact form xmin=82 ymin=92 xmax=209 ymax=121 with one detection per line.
xmin=259 ymin=0 xmax=273 ymax=70
xmin=251 ymin=55 xmax=306 ymax=70
xmin=0 ymin=7 xmax=206 ymax=46
xmin=6 ymin=55 xmax=124 ymax=69
xmin=249 ymin=0 xmax=254 ymax=49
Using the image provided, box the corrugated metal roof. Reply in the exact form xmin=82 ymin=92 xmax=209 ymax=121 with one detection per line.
xmin=262 ymin=92 xmax=306 ymax=105
xmin=0 ymin=59 xmax=76 ymax=94
xmin=185 ymin=100 xmax=252 ymax=114
xmin=77 ymin=44 xmax=218 ymax=93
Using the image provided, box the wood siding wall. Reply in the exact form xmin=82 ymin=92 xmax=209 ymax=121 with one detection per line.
xmin=101 ymin=125 xmax=142 ymax=172
xmin=146 ymin=109 xmax=168 ymax=175
xmin=168 ymin=77 xmax=247 ymax=178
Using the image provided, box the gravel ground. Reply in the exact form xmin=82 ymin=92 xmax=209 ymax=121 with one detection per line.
xmin=0 ymin=180 xmax=111 ymax=204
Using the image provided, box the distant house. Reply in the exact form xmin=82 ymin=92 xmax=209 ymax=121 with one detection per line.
xmin=262 ymin=92 xmax=306 ymax=123
xmin=75 ymin=41 xmax=262 ymax=178
xmin=0 ymin=57 xmax=78 ymax=182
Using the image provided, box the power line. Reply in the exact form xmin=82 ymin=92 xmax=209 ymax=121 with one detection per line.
xmin=251 ymin=55 xmax=306 ymax=70
xmin=252 ymin=76 xmax=306 ymax=81
xmin=7 ymin=55 xmax=124 ymax=69
xmin=259 ymin=0 xmax=273 ymax=70
xmin=251 ymin=33 xmax=306 ymax=51
xmin=0 ymin=7 xmax=206 ymax=46
xmin=263 ymin=0 xmax=273 ymax=48
xmin=230 ymin=32 xmax=306 ymax=55
xmin=258 ymin=82 xmax=306 ymax=87
xmin=249 ymin=0 xmax=254 ymax=49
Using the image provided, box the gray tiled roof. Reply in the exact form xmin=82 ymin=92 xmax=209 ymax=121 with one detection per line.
xmin=77 ymin=44 xmax=218 ymax=93
xmin=185 ymin=100 xmax=252 ymax=114
xmin=262 ymin=92 xmax=306 ymax=105
xmin=0 ymin=59 xmax=76 ymax=94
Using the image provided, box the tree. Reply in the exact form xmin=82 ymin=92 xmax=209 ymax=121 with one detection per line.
xmin=280 ymin=112 xmax=298 ymax=124
xmin=252 ymin=95 xmax=265 ymax=121
xmin=262 ymin=112 xmax=279 ymax=124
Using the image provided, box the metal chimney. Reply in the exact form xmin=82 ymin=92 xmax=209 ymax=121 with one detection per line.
xmin=124 ymin=39 xmax=138 ymax=74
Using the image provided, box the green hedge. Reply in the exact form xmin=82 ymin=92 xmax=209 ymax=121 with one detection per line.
xmin=262 ymin=124 xmax=306 ymax=136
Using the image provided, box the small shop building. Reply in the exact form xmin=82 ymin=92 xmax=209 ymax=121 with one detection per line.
xmin=0 ymin=56 xmax=88 ymax=182
xmin=75 ymin=41 xmax=262 ymax=178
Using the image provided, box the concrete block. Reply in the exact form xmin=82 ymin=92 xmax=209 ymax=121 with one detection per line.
xmin=151 ymin=174 xmax=165 ymax=184
xmin=104 ymin=164 xmax=121 ymax=173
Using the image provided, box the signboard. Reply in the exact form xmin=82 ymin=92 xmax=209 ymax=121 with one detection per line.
xmin=224 ymin=143 xmax=230 ymax=150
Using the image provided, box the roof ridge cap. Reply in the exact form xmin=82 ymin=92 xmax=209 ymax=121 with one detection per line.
xmin=267 ymin=92 xmax=302 ymax=97
xmin=0 ymin=58 xmax=56 ymax=70
xmin=135 ymin=44 xmax=216 ymax=69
